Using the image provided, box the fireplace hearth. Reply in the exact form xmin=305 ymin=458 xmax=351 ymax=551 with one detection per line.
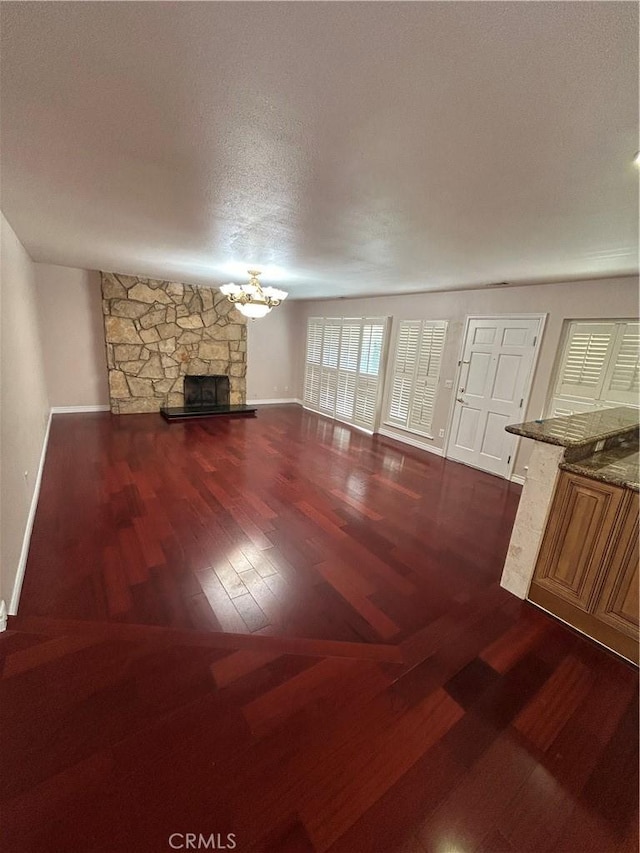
xmin=160 ymin=374 xmax=256 ymax=422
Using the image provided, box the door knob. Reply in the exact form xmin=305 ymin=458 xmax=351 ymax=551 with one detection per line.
xmin=456 ymin=396 xmax=466 ymax=404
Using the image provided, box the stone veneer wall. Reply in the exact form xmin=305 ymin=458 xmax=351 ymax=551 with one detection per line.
xmin=100 ymin=272 xmax=247 ymax=414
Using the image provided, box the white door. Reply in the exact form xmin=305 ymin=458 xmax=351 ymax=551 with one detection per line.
xmin=447 ymin=316 xmax=543 ymax=477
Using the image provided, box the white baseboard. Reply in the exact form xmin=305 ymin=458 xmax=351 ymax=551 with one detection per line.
xmin=9 ymin=409 xmax=53 ymax=616
xmin=247 ymin=398 xmax=302 ymax=405
xmin=51 ymin=405 xmax=110 ymax=414
xmin=376 ymin=427 xmax=444 ymax=457
xmin=510 ymin=474 xmax=526 ymax=486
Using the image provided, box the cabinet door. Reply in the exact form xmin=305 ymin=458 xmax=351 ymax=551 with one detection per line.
xmin=592 ymin=490 xmax=639 ymax=639
xmin=532 ymin=473 xmax=625 ymax=612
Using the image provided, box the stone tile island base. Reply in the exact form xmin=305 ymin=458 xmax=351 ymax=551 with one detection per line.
xmin=500 ymin=442 xmax=564 ymax=598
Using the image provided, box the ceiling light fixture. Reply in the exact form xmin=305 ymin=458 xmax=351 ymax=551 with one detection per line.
xmin=219 ymin=269 xmax=288 ymax=319
xmin=634 ymin=151 xmax=640 ymax=167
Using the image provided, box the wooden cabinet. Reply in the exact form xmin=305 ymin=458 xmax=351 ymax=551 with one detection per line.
xmin=529 ymin=472 xmax=639 ymax=664
xmin=593 ymin=497 xmax=639 ymax=639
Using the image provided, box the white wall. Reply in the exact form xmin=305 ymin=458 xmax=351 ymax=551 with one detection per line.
xmin=247 ymin=300 xmax=299 ymax=402
xmin=294 ymin=276 xmax=639 ymax=477
xmin=0 ymin=213 xmax=50 ymax=614
xmin=34 ymin=264 xmax=109 ymax=408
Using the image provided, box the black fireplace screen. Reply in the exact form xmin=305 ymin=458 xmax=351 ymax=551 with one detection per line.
xmin=183 ymin=375 xmax=230 ymax=408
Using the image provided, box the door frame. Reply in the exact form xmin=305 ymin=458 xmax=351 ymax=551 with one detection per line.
xmin=444 ymin=313 xmax=547 ymax=481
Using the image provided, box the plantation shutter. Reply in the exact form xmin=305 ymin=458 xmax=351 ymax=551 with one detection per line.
xmin=354 ymin=377 xmax=379 ymax=427
xmin=385 ymin=320 xmax=446 ymax=436
xmin=555 ymin=323 xmax=615 ymax=403
xmin=387 ymin=321 xmax=421 ymax=425
xmin=550 ymin=320 xmax=640 ymax=415
xmin=318 ymin=320 xmax=340 ymax=414
xmin=335 ymin=372 xmax=357 ymax=419
xmin=335 ymin=320 xmax=361 ymax=420
xmin=409 ymin=323 xmax=446 ymax=434
xmin=339 ymin=321 xmax=361 ymax=371
xmin=353 ymin=319 xmax=387 ymax=428
xmin=603 ymin=322 xmax=640 ymax=405
xmin=306 ymin=318 xmax=323 ymax=365
xmin=319 ymin=369 xmax=337 ymax=413
xmin=321 ymin=321 xmax=340 ymax=369
xmin=304 ymin=364 xmax=320 ymax=407
xmin=359 ymin=321 xmax=385 ymax=376
xmin=303 ymin=318 xmax=323 ymax=406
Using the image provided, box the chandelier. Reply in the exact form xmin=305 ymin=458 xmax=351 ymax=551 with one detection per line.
xmin=219 ymin=270 xmax=288 ymax=319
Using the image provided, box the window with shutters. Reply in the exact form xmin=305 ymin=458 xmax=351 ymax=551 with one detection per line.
xmin=548 ymin=320 xmax=640 ymax=416
xmin=303 ymin=316 xmax=388 ymax=429
xmin=384 ymin=320 xmax=447 ymax=437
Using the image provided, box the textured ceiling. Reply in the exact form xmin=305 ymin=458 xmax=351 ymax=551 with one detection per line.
xmin=1 ymin=2 xmax=638 ymax=298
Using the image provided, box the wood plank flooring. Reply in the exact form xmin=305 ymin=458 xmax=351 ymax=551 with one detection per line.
xmin=1 ymin=405 xmax=637 ymax=852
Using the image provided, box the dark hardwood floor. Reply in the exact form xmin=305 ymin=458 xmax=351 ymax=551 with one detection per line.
xmin=1 ymin=405 xmax=638 ymax=852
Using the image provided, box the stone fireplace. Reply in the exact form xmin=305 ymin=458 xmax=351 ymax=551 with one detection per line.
xmin=100 ymin=272 xmax=247 ymax=414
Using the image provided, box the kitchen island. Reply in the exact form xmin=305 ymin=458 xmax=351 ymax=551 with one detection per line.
xmin=501 ymin=406 xmax=639 ymax=663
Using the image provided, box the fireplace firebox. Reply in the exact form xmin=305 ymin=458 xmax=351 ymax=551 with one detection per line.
xmin=159 ymin=374 xmax=256 ymax=422
xmin=184 ymin=375 xmax=230 ymax=408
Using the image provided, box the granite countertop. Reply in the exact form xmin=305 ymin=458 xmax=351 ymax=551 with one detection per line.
xmin=505 ymin=406 xmax=640 ymax=448
xmin=560 ymin=447 xmax=640 ymax=492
